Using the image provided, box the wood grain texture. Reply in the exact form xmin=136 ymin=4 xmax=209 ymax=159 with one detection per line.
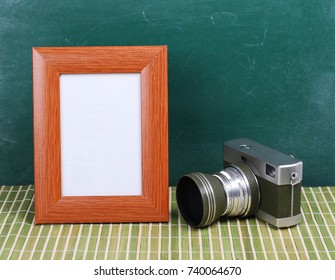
xmin=33 ymin=46 xmax=168 ymax=224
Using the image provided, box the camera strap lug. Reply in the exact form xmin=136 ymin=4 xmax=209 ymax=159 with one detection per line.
xmin=290 ymin=172 xmax=301 ymax=216
xmin=290 ymin=172 xmax=301 ymax=187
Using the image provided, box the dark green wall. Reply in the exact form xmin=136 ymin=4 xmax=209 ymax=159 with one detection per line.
xmin=1 ymin=0 xmax=334 ymax=186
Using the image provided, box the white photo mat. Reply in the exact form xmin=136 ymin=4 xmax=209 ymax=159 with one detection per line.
xmin=60 ymin=73 xmax=142 ymax=196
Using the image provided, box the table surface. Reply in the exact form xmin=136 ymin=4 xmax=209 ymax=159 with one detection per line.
xmin=0 ymin=185 xmax=335 ymax=260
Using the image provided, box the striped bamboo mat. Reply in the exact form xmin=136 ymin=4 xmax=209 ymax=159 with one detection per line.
xmin=0 ymin=185 xmax=335 ymax=260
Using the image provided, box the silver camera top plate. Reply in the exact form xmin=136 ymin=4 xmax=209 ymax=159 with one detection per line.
xmin=224 ymin=138 xmax=303 ymax=186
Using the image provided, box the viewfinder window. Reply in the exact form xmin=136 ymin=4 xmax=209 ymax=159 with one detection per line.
xmin=266 ymin=164 xmax=276 ymax=178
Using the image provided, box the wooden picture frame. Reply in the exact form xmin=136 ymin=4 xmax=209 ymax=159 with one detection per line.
xmin=33 ymin=46 xmax=168 ymax=224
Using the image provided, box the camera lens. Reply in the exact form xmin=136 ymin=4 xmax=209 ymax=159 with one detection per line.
xmin=176 ymin=162 xmax=260 ymax=227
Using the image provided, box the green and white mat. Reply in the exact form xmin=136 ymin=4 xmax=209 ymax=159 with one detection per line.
xmin=1 ymin=185 xmax=335 ymax=260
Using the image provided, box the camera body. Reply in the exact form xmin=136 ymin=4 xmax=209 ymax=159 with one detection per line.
xmin=224 ymin=138 xmax=303 ymax=228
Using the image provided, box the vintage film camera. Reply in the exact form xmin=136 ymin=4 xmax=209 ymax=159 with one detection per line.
xmin=176 ymin=138 xmax=303 ymax=228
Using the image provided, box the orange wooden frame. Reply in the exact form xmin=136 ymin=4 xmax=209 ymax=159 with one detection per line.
xmin=33 ymin=46 xmax=168 ymax=224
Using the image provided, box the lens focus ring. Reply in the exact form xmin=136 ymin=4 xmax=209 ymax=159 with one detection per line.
xmin=217 ymin=162 xmax=260 ymax=217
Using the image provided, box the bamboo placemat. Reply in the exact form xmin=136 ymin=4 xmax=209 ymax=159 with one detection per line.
xmin=0 ymin=185 xmax=335 ymax=260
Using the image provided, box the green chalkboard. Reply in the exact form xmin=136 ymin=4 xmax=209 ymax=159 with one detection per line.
xmin=1 ymin=0 xmax=334 ymax=186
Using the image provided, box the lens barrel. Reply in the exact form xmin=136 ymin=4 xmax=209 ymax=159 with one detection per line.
xmin=176 ymin=162 xmax=260 ymax=227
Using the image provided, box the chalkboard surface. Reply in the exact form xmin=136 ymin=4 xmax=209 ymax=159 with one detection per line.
xmin=1 ymin=0 xmax=334 ymax=186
